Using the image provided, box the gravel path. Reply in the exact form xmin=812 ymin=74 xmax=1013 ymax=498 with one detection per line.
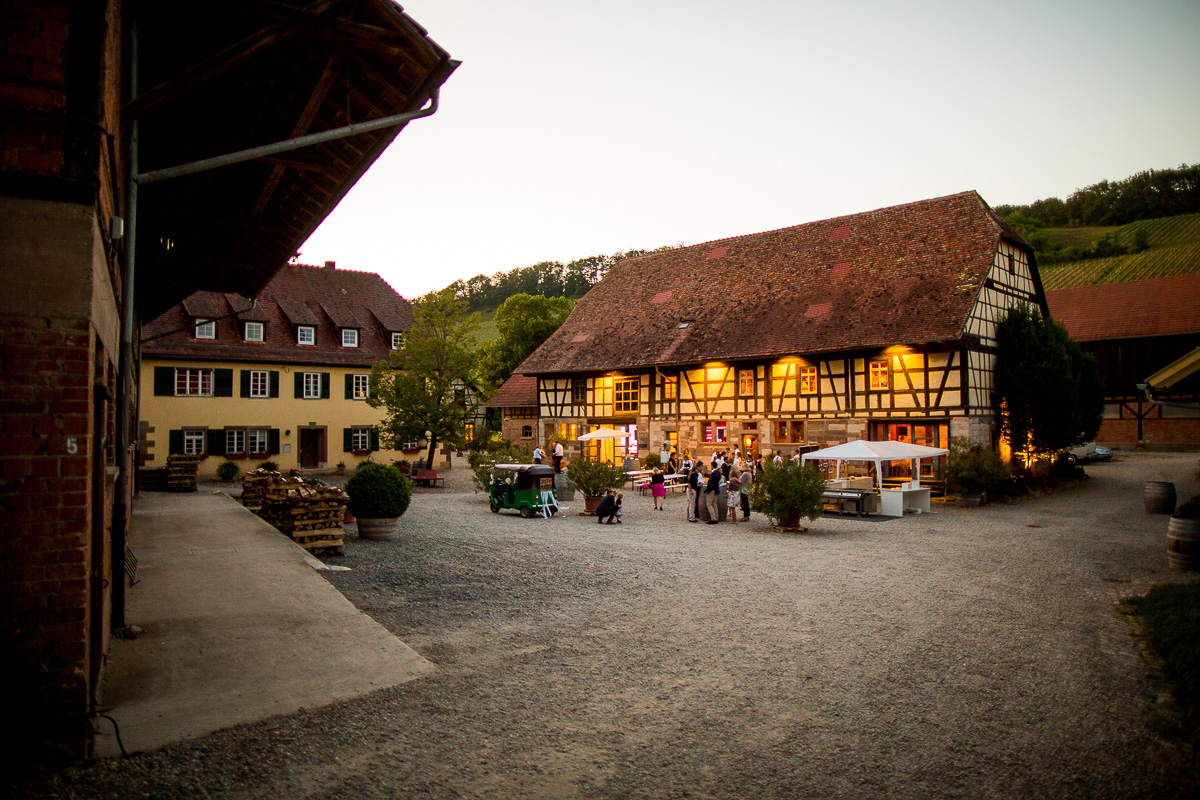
xmin=17 ymin=453 xmax=1200 ymax=799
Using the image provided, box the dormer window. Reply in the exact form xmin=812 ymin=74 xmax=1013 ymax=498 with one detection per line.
xmin=392 ymin=332 xmax=405 ymax=350
xmin=297 ymin=326 xmax=315 ymax=346
xmin=195 ymin=320 xmax=215 ymax=339
xmin=342 ymin=329 xmax=359 ymax=347
xmin=244 ymin=322 xmax=264 ymax=342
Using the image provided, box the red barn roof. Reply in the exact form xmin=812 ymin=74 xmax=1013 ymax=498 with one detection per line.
xmin=485 ymin=374 xmax=538 ymax=408
xmin=1046 ymin=275 xmax=1200 ymax=342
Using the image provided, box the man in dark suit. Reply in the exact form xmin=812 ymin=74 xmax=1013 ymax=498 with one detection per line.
xmin=595 ymin=490 xmax=618 ymax=524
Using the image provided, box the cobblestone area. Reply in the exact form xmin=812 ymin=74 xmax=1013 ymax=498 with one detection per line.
xmin=17 ymin=454 xmax=1200 ymax=799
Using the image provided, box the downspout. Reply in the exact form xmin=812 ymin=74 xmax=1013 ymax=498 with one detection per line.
xmin=112 ymin=12 xmax=138 ymax=630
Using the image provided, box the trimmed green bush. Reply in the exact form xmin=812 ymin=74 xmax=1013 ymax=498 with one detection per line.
xmin=345 ymin=461 xmax=412 ymax=519
xmin=643 ymin=453 xmax=663 ymax=470
xmin=749 ymin=460 xmax=826 ymax=526
xmin=259 ymin=460 xmax=279 ymax=472
xmin=216 ymin=460 xmax=241 ymax=481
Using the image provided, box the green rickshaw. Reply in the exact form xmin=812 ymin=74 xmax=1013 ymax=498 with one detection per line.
xmin=488 ymin=463 xmax=559 ymax=517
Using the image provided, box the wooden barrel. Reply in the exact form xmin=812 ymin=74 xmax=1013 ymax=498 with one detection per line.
xmin=1144 ymin=481 xmax=1177 ymax=514
xmin=1167 ymin=516 xmax=1200 ymax=571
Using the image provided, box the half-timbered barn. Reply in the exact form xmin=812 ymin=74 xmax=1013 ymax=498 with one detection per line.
xmin=518 ymin=192 xmax=1046 ymax=471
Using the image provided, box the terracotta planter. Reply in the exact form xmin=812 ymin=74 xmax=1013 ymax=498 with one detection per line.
xmin=1167 ymin=516 xmax=1200 ymax=571
xmin=356 ymin=517 xmax=398 ymax=540
xmin=583 ymin=495 xmax=602 ymax=514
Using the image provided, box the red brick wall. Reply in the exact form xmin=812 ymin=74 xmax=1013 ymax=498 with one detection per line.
xmin=0 ymin=0 xmax=70 ymax=177
xmin=0 ymin=314 xmax=94 ymax=723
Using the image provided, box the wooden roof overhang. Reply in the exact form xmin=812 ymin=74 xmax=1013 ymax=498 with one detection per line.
xmin=128 ymin=0 xmax=457 ymax=319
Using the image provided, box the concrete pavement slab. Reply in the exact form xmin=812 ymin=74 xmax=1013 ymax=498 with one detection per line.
xmin=93 ymin=490 xmax=433 ymax=758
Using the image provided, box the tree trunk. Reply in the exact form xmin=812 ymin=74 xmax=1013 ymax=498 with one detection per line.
xmin=426 ymin=433 xmax=438 ymax=470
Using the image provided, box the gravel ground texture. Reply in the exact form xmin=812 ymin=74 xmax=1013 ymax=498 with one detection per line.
xmin=14 ymin=452 xmax=1200 ymax=800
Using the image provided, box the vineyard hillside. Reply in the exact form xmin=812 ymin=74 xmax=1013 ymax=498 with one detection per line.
xmin=1039 ymin=214 xmax=1200 ymax=290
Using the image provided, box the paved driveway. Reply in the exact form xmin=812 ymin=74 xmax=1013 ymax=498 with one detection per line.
xmin=23 ymin=453 xmax=1200 ymax=799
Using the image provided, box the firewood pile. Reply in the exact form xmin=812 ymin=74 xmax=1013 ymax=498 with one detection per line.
xmin=239 ymin=468 xmax=278 ymax=512
xmin=249 ymin=474 xmax=347 ymax=557
xmin=165 ymin=454 xmax=199 ymax=492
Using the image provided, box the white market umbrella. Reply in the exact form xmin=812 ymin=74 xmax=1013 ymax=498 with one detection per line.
xmin=801 ymin=440 xmax=949 ymax=491
xmin=577 ymin=428 xmax=631 ymax=441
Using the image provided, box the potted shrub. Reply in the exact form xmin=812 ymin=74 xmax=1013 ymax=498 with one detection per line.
xmin=258 ymin=460 xmax=279 ymax=473
xmin=944 ymin=437 xmax=1008 ymax=506
xmin=344 ymin=462 xmax=412 ymax=540
xmin=564 ymin=455 xmax=627 ymax=514
xmin=1167 ymin=494 xmax=1200 ymax=571
xmin=336 ymin=461 xmax=346 ymax=476
xmin=749 ymin=460 xmax=825 ymax=531
xmin=643 ymin=452 xmax=663 ymax=470
xmin=216 ymin=459 xmax=241 ymax=483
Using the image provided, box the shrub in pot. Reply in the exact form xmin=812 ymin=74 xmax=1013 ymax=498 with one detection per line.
xmin=643 ymin=453 xmax=663 ymax=470
xmin=216 ymin=460 xmax=241 ymax=482
xmin=564 ymin=456 xmax=627 ymax=513
xmin=344 ymin=462 xmax=412 ymax=540
xmin=1167 ymin=494 xmax=1200 ymax=571
xmin=944 ymin=437 xmax=1009 ymax=505
xmin=749 ymin=460 xmax=825 ymax=530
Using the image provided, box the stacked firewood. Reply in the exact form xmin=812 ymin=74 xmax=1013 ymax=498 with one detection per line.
xmin=239 ymin=468 xmax=279 ymax=512
xmin=255 ymin=476 xmax=347 ymax=557
xmin=165 ymin=454 xmax=199 ymax=492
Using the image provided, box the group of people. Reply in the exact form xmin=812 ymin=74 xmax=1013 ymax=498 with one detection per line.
xmin=531 ymin=441 xmax=565 ymax=473
xmin=640 ymin=447 xmax=757 ymax=524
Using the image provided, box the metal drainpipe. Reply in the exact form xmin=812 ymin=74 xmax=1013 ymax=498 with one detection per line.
xmin=112 ymin=13 xmax=138 ymax=629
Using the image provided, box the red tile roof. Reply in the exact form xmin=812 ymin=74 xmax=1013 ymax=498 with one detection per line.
xmin=142 ymin=264 xmax=413 ymax=367
xmin=484 ymin=374 xmax=538 ymax=408
xmin=1046 ymin=275 xmax=1200 ymax=342
xmin=519 ymin=191 xmax=1028 ymax=374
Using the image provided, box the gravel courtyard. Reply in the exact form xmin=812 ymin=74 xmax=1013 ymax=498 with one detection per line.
xmin=20 ymin=453 xmax=1200 ymax=799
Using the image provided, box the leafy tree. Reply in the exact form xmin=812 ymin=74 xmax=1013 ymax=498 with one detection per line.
xmin=994 ymin=303 xmax=1103 ymax=464
xmin=749 ymin=460 xmax=826 ymax=529
xmin=368 ymin=288 xmax=479 ymax=466
xmin=474 ymin=294 xmax=574 ymax=393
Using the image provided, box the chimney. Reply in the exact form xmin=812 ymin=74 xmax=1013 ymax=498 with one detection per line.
xmin=324 ymin=260 xmax=336 ymax=269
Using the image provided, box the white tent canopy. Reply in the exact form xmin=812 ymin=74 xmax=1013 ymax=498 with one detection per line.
xmin=577 ymin=428 xmax=630 ymax=441
xmin=801 ymin=440 xmax=949 ymax=490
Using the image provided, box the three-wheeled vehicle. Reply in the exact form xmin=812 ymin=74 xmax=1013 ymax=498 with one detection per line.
xmin=489 ymin=463 xmax=558 ymax=517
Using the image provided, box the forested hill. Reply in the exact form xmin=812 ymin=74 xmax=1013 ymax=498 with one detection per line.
xmin=996 ymin=163 xmax=1199 ymax=228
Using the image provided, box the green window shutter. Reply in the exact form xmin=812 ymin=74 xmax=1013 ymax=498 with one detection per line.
xmin=294 ymin=372 xmax=303 ymax=398
xmin=240 ymin=370 xmax=251 ymax=398
xmin=343 ymin=428 xmax=353 ymax=453
xmin=214 ymin=369 xmax=233 ymax=397
xmin=321 ymin=373 xmax=330 ymax=399
xmin=268 ymin=428 xmax=280 ymax=455
xmin=154 ymin=367 xmax=174 ymax=396
xmin=345 ymin=374 xmax=354 ymax=399
xmin=168 ymin=429 xmax=183 ymax=454
xmin=370 ymin=427 xmax=380 ymax=451
xmin=207 ymin=429 xmax=226 ymax=456
xmin=269 ymin=371 xmax=279 ymax=398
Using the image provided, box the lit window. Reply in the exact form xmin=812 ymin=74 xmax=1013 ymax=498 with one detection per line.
xmin=226 ymin=428 xmax=246 ymax=456
xmin=297 ymin=326 xmax=315 ymax=345
xmin=739 ymin=370 xmax=754 ymax=396
xmin=175 ymin=368 xmax=213 ymax=396
xmin=248 ymin=429 xmax=269 ymax=456
xmin=703 ymin=421 xmax=728 ymax=443
xmin=342 ymin=329 xmax=358 ymax=347
xmin=302 ymin=372 xmax=322 ymax=399
xmin=352 ymin=374 xmax=369 ymax=400
xmin=195 ymin=320 xmax=215 ymax=339
xmin=244 ymin=322 xmax=263 ymax=342
xmin=800 ymin=366 xmax=818 ymax=395
xmin=352 ymin=427 xmax=371 ymax=452
xmin=392 ymin=332 xmax=405 ymax=350
xmin=663 ymin=376 xmax=677 ymax=400
xmin=614 ymin=378 xmax=638 ymax=413
xmin=183 ymin=429 xmax=205 ymax=455
xmin=870 ymin=360 xmax=889 ymax=390
xmin=249 ymin=370 xmax=269 ymax=398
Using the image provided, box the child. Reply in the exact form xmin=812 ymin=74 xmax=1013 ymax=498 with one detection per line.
xmin=615 ymin=491 xmax=624 ymax=523
xmin=727 ymin=476 xmax=740 ymax=524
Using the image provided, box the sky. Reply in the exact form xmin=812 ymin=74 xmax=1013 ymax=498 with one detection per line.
xmin=299 ymin=0 xmax=1200 ymax=299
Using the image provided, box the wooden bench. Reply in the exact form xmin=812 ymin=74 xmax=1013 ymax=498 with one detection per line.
xmin=412 ymin=468 xmax=445 ymax=488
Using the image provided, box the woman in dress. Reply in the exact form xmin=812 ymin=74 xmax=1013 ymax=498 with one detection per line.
xmin=650 ymin=467 xmax=667 ymax=511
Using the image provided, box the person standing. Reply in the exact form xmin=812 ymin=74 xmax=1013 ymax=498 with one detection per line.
xmin=532 ymin=444 xmax=544 ymax=464
xmin=650 ymin=467 xmax=666 ymax=511
xmin=687 ymin=463 xmax=703 ymax=522
xmin=681 ymin=449 xmax=693 ymax=473
xmin=704 ymin=464 xmax=722 ymax=524
xmin=553 ymin=440 xmax=564 ymax=473
xmin=739 ymin=465 xmax=753 ymax=521
xmin=726 ymin=475 xmax=740 ymax=524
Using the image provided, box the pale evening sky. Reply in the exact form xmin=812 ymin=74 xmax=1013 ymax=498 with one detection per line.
xmin=299 ymin=0 xmax=1200 ymax=299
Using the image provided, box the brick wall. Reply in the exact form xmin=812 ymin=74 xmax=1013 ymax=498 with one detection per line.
xmin=0 ymin=313 xmax=95 ymax=738
xmin=0 ymin=0 xmax=70 ymax=177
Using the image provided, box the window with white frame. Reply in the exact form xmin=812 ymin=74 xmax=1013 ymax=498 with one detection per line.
xmin=739 ymin=369 xmax=755 ymax=396
xmin=302 ymin=372 xmax=322 ymax=399
xmin=194 ymin=320 xmax=215 ymax=339
xmin=342 ymin=328 xmax=358 ymax=347
xmin=297 ymin=326 xmax=315 ymax=345
xmin=183 ymin=429 xmax=206 ymax=455
xmin=175 ymin=368 xmax=213 ymax=396
xmin=800 ymin=366 xmax=818 ymax=395
xmin=392 ymin=332 xmax=405 ymax=350
xmin=352 ymin=427 xmax=371 ymax=452
xmin=244 ymin=321 xmax=264 ymax=342
xmin=226 ymin=428 xmax=246 ymax=456
xmin=869 ymin=360 xmax=889 ymax=390
xmin=352 ymin=373 xmax=370 ymax=400
xmin=247 ymin=428 xmax=269 ymax=456
xmin=249 ymin=369 xmax=269 ymax=398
